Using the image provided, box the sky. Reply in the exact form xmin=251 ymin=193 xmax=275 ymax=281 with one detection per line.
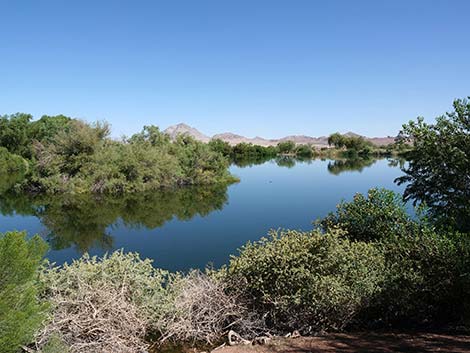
xmin=1 ymin=0 xmax=469 ymax=138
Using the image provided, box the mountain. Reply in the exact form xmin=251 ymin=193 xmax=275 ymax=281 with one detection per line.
xmin=163 ymin=123 xmax=210 ymax=143
xmin=213 ymin=133 xmax=272 ymax=146
xmin=163 ymin=123 xmax=395 ymax=147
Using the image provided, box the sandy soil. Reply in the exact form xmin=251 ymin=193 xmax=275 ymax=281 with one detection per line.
xmin=209 ymin=332 xmax=470 ymax=353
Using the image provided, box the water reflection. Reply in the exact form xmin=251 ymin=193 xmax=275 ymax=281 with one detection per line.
xmin=0 ymin=184 xmax=229 ymax=253
xmin=0 ymin=158 xmax=407 ymax=270
xmin=233 ymin=155 xmax=310 ymax=169
xmin=327 ymin=158 xmax=378 ymax=175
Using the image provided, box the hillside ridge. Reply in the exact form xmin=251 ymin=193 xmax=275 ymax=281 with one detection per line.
xmin=163 ymin=123 xmax=396 ymax=147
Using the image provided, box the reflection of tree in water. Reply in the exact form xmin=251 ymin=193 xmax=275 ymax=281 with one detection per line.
xmin=275 ymin=156 xmax=297 ymax=168
xmin=327 ymin=158 xmax=378 ymax=175
xmin=232 ymin=155 xmax=273 ymax=168
xmin=0 ymin=184 xmax=229 ymax=253
xmin=387 ymin=157 xmax=406 ymax=169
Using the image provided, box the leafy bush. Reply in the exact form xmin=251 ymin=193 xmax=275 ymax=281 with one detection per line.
xmin=0 ymin=147 xmax=28 ymax=174
xmin=228 ymin=229 xmax=384 ymax=333
xmin=365 ymin=229 xmax=469 ymax=326
xmin=320 ymin=188 xmax=417 ymax=241
xmin=277 ymin=140 xmax=295 ymax=154
xmin=0 ymin=147 xmax=28 ymax=193
xmin=321 ymin=188 xmax=470 ymax=326
xmin=37 ymin=251 xmax=170 ymax=353
xmin=295 ymin=144 xmax=314 ymax=158
xmin=0 ymin=231 xmax=48 ymax=353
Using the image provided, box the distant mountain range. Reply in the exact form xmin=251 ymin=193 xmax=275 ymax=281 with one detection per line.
xmin=163 ymin=123 xmax=396 ymax=147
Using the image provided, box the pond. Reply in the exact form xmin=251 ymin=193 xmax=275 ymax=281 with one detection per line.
xmin=0 ymin=158 xmax=406 ymax=271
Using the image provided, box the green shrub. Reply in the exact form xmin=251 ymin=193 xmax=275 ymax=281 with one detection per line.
xmin=321 ymin=188 xmax=470 ymax=326
xmin=228 ymin=229 xmax=384 ymax=333
xmin=365 ymin=229 xmax=468 ymax=326
xmin=295 ymin=144 xmax=314 ymax=158
xmin=28 ymin=122 xmax=235 ymax=194
xmin=0 ymin=147 xmax=28 ymax=193
xmin=320 ymin=188 xmax=417 ymax=241
xmin=0 ymin=231 xmax=48 ymax=353
xmin=0 ymin=147 xmax=28 ymax=174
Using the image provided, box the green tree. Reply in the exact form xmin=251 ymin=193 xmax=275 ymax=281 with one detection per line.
xmin=396 ymin=97 xmax=470 ymax=231
xmin=208 ymin=139 xmax=233 ymax=158
xmin=277 ymin=140 xmax=295 ymax=154
xmin=328 ymin=132 xmax=345 ymax=148
xmin=0 ymin=231 xmax=48 ymax=353
xmin=28 ymin=115 xmax=72 ymax=143
xmin=295 ymin=144 xmax=314 ymax=158
xmin=0 ymin=113 xmax=33 ymax=157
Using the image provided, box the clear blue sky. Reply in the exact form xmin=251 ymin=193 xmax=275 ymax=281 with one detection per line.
xmin=1 ymin=0 xmax=469 ymax=138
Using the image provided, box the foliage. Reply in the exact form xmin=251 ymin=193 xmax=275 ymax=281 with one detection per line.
xmin=0 ymin=231 xmax=48 ymax=353
xmin=277 ymin=140 xmax=296 ymax=154
xmin=0 ymin=147 xmax=28 ymax=173
xmin=320 ymin=188 xmax=417 ymax=241
xmin=321 ymin=188 xmax=470 ymax=326
xmin=0 ymin=114 xmax=71 ymax=159
xmin=37 ymin=251 xmax=170 ymax=353
xmin=0 ymin=115 xmax=236 ymax=194
xmin=328 ymin=132 xmax=373 ymax=150
xmin=367 ymin=229 xmax=470 ymax=326
xmin=0 ymin=148 xmax=28 ymax=193
xmin=0 ymin=113 xmax=33 ymax=157
xmin=208 ymin=139 xmax=233 ymax=158
xmin=396 ymin=97 xmax=470 ymax=231
xmin=228 ymin=229 xmax=384 ymax=333
xmin=294 ymin=144 xmax=314 ymax=158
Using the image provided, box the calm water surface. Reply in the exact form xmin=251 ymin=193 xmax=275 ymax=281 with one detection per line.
xmin=0 ymin=158 xmax=405 ymax=271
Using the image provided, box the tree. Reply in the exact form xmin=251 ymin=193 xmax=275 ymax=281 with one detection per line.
xmin=277 ymin=140 xmax=295 ymax=154
xmin=0 ymin=113 xmax=33 ymax=157
xmin=328 ymin=132 xmax=345 ymax=148
xmin=208 ymin=139 xmax=232 ymax=157
xmin=28 ymin=114 xmax=72 ymax=143
xmin=396 ymin=97 xmax=470 ymax=231
xmin=295 ymin=144 xmax=314 ymax=158
xmin=0 ymin=231 xmax=48 ymax=353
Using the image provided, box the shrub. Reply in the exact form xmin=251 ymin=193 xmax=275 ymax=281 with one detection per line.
xmin=0 ymin=231 xmax=48 ymax=353
xmin=37 ymin=251 xmax=170 ymax=353
xmin=156 ymin=271 xmax=261 ymax=345
xmin=320 ymin=188 xmax=417 ymax=241
xmin=321 ymin=188 xmax=470 ymax=326
xmin=367 ymin=229 xmax=470 ymax=326
xmin=228 ymin=229 xmax=385 ymax=333
xmin=0 ymin=147 xmax=28 ymax=173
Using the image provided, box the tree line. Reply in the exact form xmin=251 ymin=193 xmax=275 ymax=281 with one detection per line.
xmin=0 ymin=115 xmax=236 ymax=194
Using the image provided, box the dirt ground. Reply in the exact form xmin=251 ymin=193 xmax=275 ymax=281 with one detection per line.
xmin=210 ymin=332 xmax=470 ymax=353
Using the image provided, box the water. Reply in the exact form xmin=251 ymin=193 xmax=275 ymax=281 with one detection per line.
xmin=0 ymin=158 xmax=406 ymax=271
